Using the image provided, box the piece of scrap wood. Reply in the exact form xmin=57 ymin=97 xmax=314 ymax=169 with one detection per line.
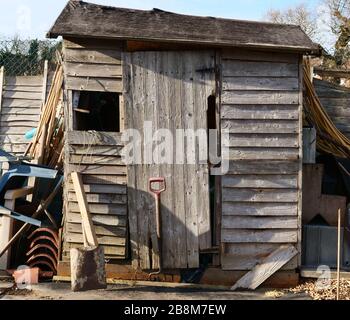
xmin=71 ymin=172 xmax=98 ymax=247
xmin=231 ymin=244 xmax=298 ymax=291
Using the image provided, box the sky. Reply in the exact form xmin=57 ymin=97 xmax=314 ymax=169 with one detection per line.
xmin=0 ymin=0 xmax=322 ymax=40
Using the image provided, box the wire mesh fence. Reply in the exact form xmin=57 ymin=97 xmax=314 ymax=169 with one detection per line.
xmin=0 ymin=38 xmax=61 ymax=76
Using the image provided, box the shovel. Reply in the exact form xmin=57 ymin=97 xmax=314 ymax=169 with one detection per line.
xmin=148 ymin=177 xmax=166 ymax=276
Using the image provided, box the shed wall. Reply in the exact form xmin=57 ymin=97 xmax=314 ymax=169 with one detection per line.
xmin=62 ymin=38 xmax=128 ymax=261
xmin=220 ymin=49 xmax=302 ymax=270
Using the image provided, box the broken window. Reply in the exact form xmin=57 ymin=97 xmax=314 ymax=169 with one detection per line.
xmin=73 ymin=91 xmax=121 ymax=132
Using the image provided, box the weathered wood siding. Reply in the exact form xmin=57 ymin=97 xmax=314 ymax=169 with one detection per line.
xmin=63 ymin=38 xmax=123 ymax=93
xmin=62 ymin=38 xmax=127 ymax=260
xmin=0 ymin=74 xmax=52 ymax=155
xmin=314 ymin=78 xmax=350 ymax=138
xmin=220 ymin=49 xmax=302 ymax=271
xmin=62 ymin=131 xmax=127 ymax=260
xmin=124 ymin=51 xmax=215 ymax=269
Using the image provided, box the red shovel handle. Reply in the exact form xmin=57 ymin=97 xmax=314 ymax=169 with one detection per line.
xmin=149 ymin=177 xmax=166 ymax=195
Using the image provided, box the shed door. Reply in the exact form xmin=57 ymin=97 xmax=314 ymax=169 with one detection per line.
xmin=124 ymin=51 xmax=216 ymax=269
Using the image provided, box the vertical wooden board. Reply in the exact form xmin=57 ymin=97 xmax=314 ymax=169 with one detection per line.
xmin=173 ymin=54 xmax=187 ymax=268
xmin=134 ymin=52 xmax=150 ymax=270
xmin=144 ymin=52 xmax=159 ymax=270
xmin=164 ymin=52 xmax=186 ymax=268
xmin=183 ymin=53 xmax=199 ymax=268
xmin=149 ymin=53 xmax=161 ymax=269
xmin=158 ymin=52 xmax=176 ymax=269
xmin=123 ymin=52 xmax=139 ymax=268
xmin=194 ymin=53 xmax=212 ymax=251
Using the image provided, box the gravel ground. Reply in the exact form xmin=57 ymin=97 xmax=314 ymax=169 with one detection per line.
xmin=290 ymin=279 xmax=350 ymax=300
xmin=0 ymin=281 xmax=311 ymax=300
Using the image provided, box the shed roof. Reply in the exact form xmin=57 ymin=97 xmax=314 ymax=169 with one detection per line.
xmin=48 ymin=0 xmax=319 ymax=53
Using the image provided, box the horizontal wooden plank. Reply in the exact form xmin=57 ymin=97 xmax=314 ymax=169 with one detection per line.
xmin=221 ymin=119 xmax=299 ymax=133
xmin=319 ymin=98 xmax=350 ymax=107
xmin=227 ymin=160 xmax=299 ymax=174
xmin=0 ymin=127 xmax=34 ymax=135
xmin=334 ymin=124 xmax=350 ymax=133
xmin=227 ymin=134 xmax=298 ymax=148
xmin=1 ymin=145 xmax=27 ymax=154
xmin=2 ymin=99 xmax=41 ymax=108
xmin=78 ymin=174 xmax=127 ymax=185
xmin=222 ymin=188 xmax=298 ymax=202
xmin=223 ymin=77 xmax=299 ymax=91
xmin=66 ymin=182 xmax=126 ymax=194
xmin=68 ymin=192 xmax=127 ymax=204
xmin=222 ymin=202 xmax=298 ymax=216
xmin=326 ymin=116 xmax=350 ymax=126
xmin=222 ymin=61 xmax=298 ymax=77
xmin=227 ymin=147 xmax=299 ymax=161
xmin=66 ymin=222 xmax=126 ymax=237
xmin=66 ymin=212 xmax=127 ymax=226
xmin=65 ymin=62 xmax=122 ymax=78
xmin=69 ymin=154 xmax=124 ymax=165
xmin=0 ymin=107 xmax=40 ymax=115
xmin=3 ymin=86 xmax=43 ymax=93
xmin=222 ymin=174 xmax=298 ymax=189
xmin=67 ymin=131 xmax=124 ymax=146
xmin=67 ymin=164 xmax=127 ymax=175
xmin=3 ymin=91 xmax=42 ymax=100
xmin=222 ymin=50 xmax=298 ymax=63
xmin=63 ymin=38 xmax=124 ymax=50
xmin=64 ymin=48 xmax=122 ymax=64
xmin=222 ymin=216 xmax=298 ymax=229
xmin=315 ymin=83 xmax=350 ymax=97
xmin=5 ymin=76 xmax=43 ymax=86
xmin=0 ymin=121 xmax=38 ymax=128
xmin=0 ymin=135 xmax=26 ymax=145
xmin=68 ymin=145 xmax=124 ymax=156
xmin=221 ymin=105 xmax=299 ymax=120
xmin=221 ymin=229 xmax=298 ymax=243
xmin=324 ymin=107 xmax=350 ymax=118
xmin=68 ymin=202 xmax=126 ymax=216
xmin=0 ymin=114 xmax=39 ymax=122
xmin=221 ymin=90 xmax=299 ymax=105
xmin=65 ymin=233 xmax=126 ymax=246
xmin=63 ymin=242 xmax=125 ymax=257
xmin=66 ymin=76 xmax=122 ymax=92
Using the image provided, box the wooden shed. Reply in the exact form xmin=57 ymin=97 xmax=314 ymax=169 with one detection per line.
xmin=48 ymin=0 xmax=320 ymax=287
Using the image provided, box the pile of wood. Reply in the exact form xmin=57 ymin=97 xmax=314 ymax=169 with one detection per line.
xmin=290 ymin=279 xmax=350 ymax=300
xmin=303 ymin=58 xmax=350 ymax=158
xmin=24 ymin=64 xmax=64 ymax=168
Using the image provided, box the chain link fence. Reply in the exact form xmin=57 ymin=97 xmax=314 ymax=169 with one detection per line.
xmin=0 ymin=39 xmax=61 ymax=76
